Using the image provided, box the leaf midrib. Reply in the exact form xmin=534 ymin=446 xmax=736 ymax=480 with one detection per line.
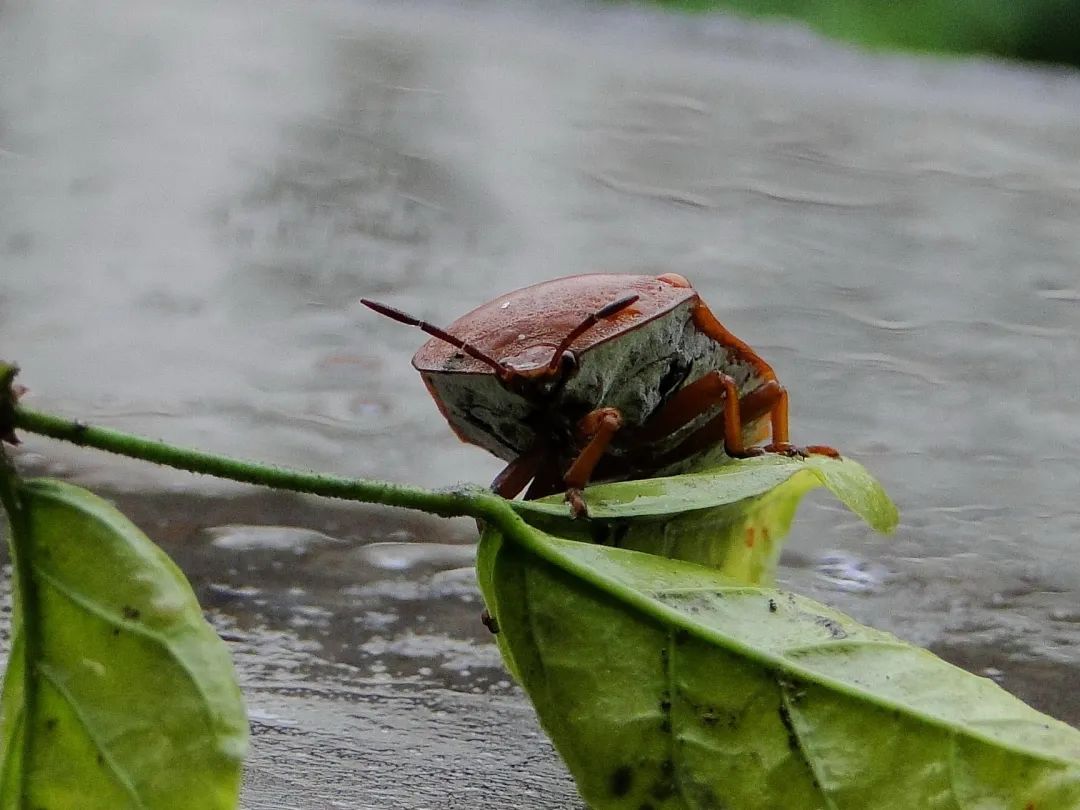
xmin=37 ymin=663 xmax=148 ymax=809
xmin=35 ymin=565 xmax=220 ymax=733
xmin=542 ymin=536 xmax=1080 ymax=768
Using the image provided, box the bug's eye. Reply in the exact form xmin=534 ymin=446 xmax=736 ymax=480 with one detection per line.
xmin=503 ymin=344 xmax=559 ymax=378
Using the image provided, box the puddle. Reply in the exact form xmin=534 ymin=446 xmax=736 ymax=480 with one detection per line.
xmin=1 ymin=0 xmax=1079 ymax=805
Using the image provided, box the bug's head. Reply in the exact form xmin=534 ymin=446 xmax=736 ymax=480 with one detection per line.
xmin=495 ymin=291 xmax=641 ymax=398
xmin=359 ymin=291 xmax=639 ymax=398
xmin=498 ymin=343 xmax=579 ymax=397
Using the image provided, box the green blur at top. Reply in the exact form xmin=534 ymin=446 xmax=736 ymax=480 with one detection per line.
xmin=644 ymin=0 xmax=1080 ymax=67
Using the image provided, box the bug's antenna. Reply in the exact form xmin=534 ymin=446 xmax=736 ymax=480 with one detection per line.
xmin=360 ymin=299 xmax=512 ymax=378
xmin=546 ymin=293 xmax=640 ymax=372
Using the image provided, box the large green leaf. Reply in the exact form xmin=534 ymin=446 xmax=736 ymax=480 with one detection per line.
xmin=511 ymin=454 xmax=897 ymax=584
xmin=478 ymin=525 xmax=1080 ymax=810
xmin=0 ymin=479 xmax=247 ymax=810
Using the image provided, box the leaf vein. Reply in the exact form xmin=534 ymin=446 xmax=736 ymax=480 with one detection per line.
xmin=667 ymin=628 xmax=694 ymax=808
xmin=778 ymin=683 xmax=840 ymax=810
xmin=37 ymin=662 xmax=149 ymax=810
xmin=34 ymin=566 xmax=222 ymax=739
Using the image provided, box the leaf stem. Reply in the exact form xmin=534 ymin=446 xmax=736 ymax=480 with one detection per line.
xmin=6 ymin=394 xmax=621 ymax=605
xmin=13 ymin=406 xmax=493 ymax=519
xmin=13 ymin=403 xmax=591 ymax=548
xmin=10 ymin=407 xmax=584 ymax=573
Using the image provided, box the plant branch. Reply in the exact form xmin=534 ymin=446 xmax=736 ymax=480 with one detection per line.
xmin=4 ymin=379 xmax=581 ymax=569
xmin=12 ymin=406 xmax=501 ymax=519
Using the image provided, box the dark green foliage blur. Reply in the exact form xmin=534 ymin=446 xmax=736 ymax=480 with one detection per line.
xmin=644 ymin=0 xmax=1080 ymax=67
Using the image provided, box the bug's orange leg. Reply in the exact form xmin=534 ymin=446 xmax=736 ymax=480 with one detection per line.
xmin=755 ymin=383 xmax=840 ymax=458
xmin=759 ymin=382 xmax=797 ymax=456
xmin=690 ymin=300 xmax=839 ymax=458
xmin=641 ymin=371 xmax=770 ymax=460
xmin=491 ymin=442 xmax=548 ymax=500
xmin=653 ymin=378 xmax=777 ymax=463
xmin=737 ymin=379 xmax=783 ymax=425
xmin=637 ymin=369 xmax=786 ymax=444
xmin=638 ymin=371 xmax=728 ymax=442
xmin=690 ymin=301 xmax=780 ymax=390
xmin=658 ymin=377 xmax=839 ymax=462
xmin=563 ymin=407 xmax=623 ymax=517
xmin=803 ymin=445 xmax=841 ymax=458
xmin=709 ymin=372 xmax=748 ymax=456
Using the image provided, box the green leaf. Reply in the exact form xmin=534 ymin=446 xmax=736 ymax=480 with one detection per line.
xmin=0 ymin=479 xmax=247 ymax=810
xmin=514 ymin=454 xmax=896 ymax=526
xmin=510 ymin=454 xmax=897 ymax=584
xmin=478 ymin=525 xmax=1080 ymax=810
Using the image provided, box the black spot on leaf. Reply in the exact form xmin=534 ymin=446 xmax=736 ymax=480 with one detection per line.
xmin=813 ymin=615 xmax=847 ymax=639
xmin=610 ymin=766 xmax=633 ymax=797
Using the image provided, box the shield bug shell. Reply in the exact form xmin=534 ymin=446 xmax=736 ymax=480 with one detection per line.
xmin=362 ymin=273 xmax=836 ymax=515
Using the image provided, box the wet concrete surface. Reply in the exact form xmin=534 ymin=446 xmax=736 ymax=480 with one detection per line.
xmin=1 ymin=0 xmax=1079 ymax=806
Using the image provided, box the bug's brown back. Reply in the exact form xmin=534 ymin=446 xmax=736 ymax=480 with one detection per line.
xmin=412 ymin=274 xmax=697 ymax=374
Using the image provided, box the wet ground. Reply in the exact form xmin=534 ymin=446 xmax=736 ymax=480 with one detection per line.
xmin=2 ymin=0 xmax=1079 ymax=807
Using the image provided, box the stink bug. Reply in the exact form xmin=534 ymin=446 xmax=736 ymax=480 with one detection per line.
xmin=362 ymin=273 xmax=836 ymax=516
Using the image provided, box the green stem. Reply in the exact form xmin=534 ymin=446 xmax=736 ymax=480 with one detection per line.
xmin=11 ymin=407 xmax=567 ymax=556
xmin=14 ymin=406 xmax=490 ymax=519
xmin=0 ymin=452 xmax=38 ymax=804
xmin=11 ymin=407 xmax=593 ymax=588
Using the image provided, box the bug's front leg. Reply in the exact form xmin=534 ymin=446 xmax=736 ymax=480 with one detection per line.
xmin=491 ymin=442 xmax=548 ymax=500
xmin=563 ymin=407 xmax=623 ymax=517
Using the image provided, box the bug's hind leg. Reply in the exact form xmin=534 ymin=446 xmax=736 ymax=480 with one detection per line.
xmin=688 ymin=299 xmax=838 ymax=458
xmin=562 ymin=407 xmax=623 ymax=518
xmin=740 ymin=382 xmax=839 ymax=458
xmin=741 ymin=379 xmax=793 ymax=455
xmin=656 ymin=377 xmax=838 ymax=464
